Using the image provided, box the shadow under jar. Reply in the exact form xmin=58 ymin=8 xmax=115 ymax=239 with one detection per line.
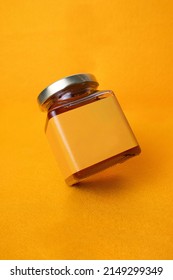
xmin=37 ymin=73 xmax=141 ymax=185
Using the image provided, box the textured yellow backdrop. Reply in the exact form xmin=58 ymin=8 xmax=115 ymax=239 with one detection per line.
xmin=0 ymin=0 xmax=173 ymax=259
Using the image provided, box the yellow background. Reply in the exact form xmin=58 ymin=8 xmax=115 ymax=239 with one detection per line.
xmin=0 ymin=0 xmax=172 ymax=259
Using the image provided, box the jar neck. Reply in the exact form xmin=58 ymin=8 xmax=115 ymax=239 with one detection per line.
xmin=43 ymin=82 xmax=98 ymax=112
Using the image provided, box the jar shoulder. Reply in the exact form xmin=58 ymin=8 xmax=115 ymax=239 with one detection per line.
xmin=47 ymin=89 xmax=114 ymax=118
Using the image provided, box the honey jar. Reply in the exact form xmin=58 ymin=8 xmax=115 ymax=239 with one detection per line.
xmin=38 ymin=73 xmax=141 ymax=185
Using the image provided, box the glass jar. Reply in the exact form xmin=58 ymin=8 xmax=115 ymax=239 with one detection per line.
xmin=37 ymin=73 xmax=141 ymax=185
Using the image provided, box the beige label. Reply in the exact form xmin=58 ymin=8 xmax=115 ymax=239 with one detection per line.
xmin=46 ymin=94 xmax=138 ymax=179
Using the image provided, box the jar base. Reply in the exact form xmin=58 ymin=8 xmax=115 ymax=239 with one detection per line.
xmin=65 ymin=145 xmax=141 ymax=186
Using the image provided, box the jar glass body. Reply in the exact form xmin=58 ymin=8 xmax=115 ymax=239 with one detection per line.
xmin=45 ymin=88 xmax=141 ymax=185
